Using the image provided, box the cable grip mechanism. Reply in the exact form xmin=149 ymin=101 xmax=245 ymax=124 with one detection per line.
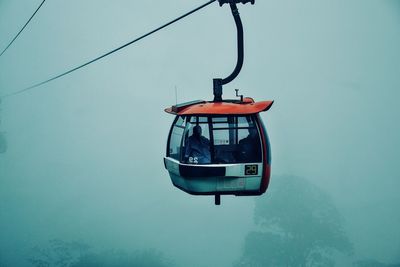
xmin=213 ymin=1 xmax=254 ymax=102
xmin=218 ymin=0 xmax=255 ymax=6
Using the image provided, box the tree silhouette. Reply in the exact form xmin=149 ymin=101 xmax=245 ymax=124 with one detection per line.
xmin=71 ymin=249 xmax=173 ymax=267
xmin=0 ymin=132 xmax=6 ymax=154
xmin=235 ymin=175 xmax=353 ymax=267
xmin=355 ymin=259 xmax=400 ymax=267
xmin=29 ymin=239 xmax=91 ymax=267
xmin=0 ymin=255 xmax=8 ymax=267
xmin=28 ymin=239 xmax=175 ymax=267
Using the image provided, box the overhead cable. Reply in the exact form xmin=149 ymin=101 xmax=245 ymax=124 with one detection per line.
xmin=0 ymin=0 xmax=46 ymax=58
xmin=1 ymin=0 xmax=216 ymax=99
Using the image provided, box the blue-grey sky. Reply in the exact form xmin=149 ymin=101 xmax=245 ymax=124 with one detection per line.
xmin=1 ymin=0 xmax=399 ymax=266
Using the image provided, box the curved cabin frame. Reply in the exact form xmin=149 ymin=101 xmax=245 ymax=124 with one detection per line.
xmin=164 ymin=98 xmax=273 ymax=198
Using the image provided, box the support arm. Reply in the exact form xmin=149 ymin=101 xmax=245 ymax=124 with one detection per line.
xmin=213 ymin=2 xmax=250 ymax=102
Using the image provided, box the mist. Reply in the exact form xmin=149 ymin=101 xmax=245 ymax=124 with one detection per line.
xmin=1 ymin=0 xmax=399 ymax=266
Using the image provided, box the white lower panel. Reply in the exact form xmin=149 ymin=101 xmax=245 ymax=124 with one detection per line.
xmin=164 ymin=157 xmax=263 ymax=194
xmin=169 ymin=173 xmax=217 ymax=193
xmin=168 ymin=173 xmax=262 ymax=194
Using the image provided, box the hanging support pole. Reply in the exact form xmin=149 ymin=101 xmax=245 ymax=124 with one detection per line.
xmin=215 ymin=194 xmax=221 ymax=205
xmin=213 ymin=0 xmax=254 ymax=102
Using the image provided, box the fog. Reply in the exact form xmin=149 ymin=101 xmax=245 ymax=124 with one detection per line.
xmin=0 ymin=0 xmax=399 ymax=266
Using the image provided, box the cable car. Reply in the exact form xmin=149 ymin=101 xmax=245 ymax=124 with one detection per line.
xmin=164 ymin=97 xmax=272 ymax=205
xmin=164 ymin=0 xmax=273 ymax=204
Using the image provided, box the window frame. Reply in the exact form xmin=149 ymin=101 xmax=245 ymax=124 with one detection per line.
xmin=166 ymin=116 xmax=186 ymax=161
xmin=210 ymin=115 xmax=262 ymax=164
xmin=167 ymin=114 xmax=264 ymax=164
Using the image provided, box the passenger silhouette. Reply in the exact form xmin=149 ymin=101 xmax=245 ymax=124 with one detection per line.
xmin=237 ymin=127 xmax=261 ymax=163
xmin=184 ymin=125 xmax=211 ymax=164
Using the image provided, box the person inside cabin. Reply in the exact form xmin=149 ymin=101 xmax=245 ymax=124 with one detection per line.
xmin=237 ymin=127 xmax=261 ymax=163
xmin=184 ymin=125 xmax=211 ymax=164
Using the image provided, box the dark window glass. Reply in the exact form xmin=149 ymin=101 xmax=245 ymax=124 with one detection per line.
xmin=236 ymin=127 xmax=262 ymax=163
xmin=168 ymin=116 xmax=186 ymax=160
xmin=211 ymin=115 xmax=262 ymax=164
xmin=237 ymin=116 xmax=255 ymax=128
xmin=168 ymin=115 xmax=262 ymax=164
xmin=212 ymin=117 xmax=229 ymax=129
xmin=189 ymin=116 xmax=208 ymax=123
xmin=175 ymin=116 xmax=186 ymax=127
xmin=182 ymin=117 xmax=211 ymax=164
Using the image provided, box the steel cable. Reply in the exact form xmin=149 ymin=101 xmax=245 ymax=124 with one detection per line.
xmin=0 ymin=0 xmax=46 ymax=58
xmin=1 ymin=0 xmax=216 ymax=99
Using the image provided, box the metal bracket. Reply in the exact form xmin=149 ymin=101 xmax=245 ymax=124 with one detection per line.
xmin=235 ymin=89 xmax=244 ymax=102
xmin=218 ymin=0 xmax=255 ymax=6
xmin=215 ymin=194 xmax=221 ymax=205
xmin=213 ymin=79 xmax=223 ymax=102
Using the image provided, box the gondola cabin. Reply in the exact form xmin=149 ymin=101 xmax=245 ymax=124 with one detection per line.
xmin=164 ymin=97 xmax=273 ymax=204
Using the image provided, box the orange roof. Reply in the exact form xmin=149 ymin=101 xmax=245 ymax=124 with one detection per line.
xmin=165 ymin=98 xmax=273 ymax=115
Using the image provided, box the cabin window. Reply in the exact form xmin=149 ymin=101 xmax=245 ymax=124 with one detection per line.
xmin=168 ymin=116 xmax=186 ymax=161
xmin=211 ymin=115 xmax=262 ymax=163
xmin=181 ymin=116 xmax=211 ymax=164
xmin=168 ymin=115 xmax=262 ymax=164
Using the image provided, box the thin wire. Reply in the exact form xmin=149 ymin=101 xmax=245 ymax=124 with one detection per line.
xmin=0 ymin=0 xmax=46 ymax=58
xmin=1 ymin=0 xmax=217 ymax=99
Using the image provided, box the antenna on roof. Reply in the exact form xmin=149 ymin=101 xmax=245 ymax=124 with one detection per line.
xmin=175 ymin=86 xmax=178 ymax=105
